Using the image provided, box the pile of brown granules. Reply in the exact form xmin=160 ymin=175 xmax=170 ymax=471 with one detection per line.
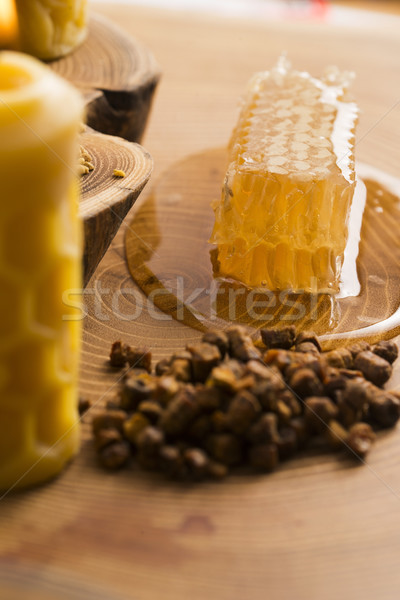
xmin=91 ymin=326 xmax=400 ymax=480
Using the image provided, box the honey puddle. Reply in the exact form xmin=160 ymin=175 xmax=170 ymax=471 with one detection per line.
xmin=125 ymin=148 xmax=400 ymax=348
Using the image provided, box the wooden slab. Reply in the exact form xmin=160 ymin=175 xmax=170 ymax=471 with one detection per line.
xmin=0 ymin=563 xmax=117 ymax=600
xmin=48 ymin=12 xmax=158 ymax=284
xmin=50 ymin=13 xmax=161 ymax=143
xmin=1 ymin=5 xmax=400 ymax=600
xmin=80 ymin=128 xmax=153 ymax=285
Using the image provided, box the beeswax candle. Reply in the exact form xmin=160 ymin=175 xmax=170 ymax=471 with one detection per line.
xmin=0 ymin=51 xmax=83 ymax=490
xmin=15 ymin=0 xmax=87 ymax=60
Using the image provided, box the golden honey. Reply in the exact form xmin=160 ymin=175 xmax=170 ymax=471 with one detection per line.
xmin=210 ymin=58 xmax=358 ymax=293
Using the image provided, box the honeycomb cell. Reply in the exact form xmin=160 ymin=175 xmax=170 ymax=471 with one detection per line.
xmin=36 ymin=385 xmax=78 ymax=447
xmin=0 ymin=407 xmax=33 ymax=464
xmin=56 ymin=321 xmax=81 ymax=379
xmin=0 ymin=403 xmax=79 ymax=490
xmin=2 ymin=338 xmax=61 ymax=399
xmin=34 ymin=256 xmax=81 ymax=330
xmin=2 ymin=205 xmax=60 ymax=280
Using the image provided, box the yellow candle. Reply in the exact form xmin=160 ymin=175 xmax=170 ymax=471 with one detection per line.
xmin=14 ymin=0 xmax=88 ymax=60
xmin=0 ymin=0 xmax=19 ymax=49
xmin=0 ymin=51 xmax=83 ymax=490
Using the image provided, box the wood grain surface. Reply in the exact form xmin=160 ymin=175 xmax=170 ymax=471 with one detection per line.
xmin=1 ymin=4 xmax=400 ymax=600
xmin=0 ymin=563 xmax=117 ymax=600
xmin=80 ymin=128 xmax=153 ymax=285
xmin=50 ymin=13 xmax=161 ymax=143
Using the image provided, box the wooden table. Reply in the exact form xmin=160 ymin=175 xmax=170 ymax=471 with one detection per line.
xmin=1 ymin=3 xmax=400 ymax=599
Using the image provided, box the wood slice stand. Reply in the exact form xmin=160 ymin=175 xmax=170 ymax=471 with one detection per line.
xmin=49 ymin=13 xmax=160 ymax=283
xmin=51 ymin=13 xmax=161 ymax=143
xmin=80 ymin=128 xmax=153 ymax=285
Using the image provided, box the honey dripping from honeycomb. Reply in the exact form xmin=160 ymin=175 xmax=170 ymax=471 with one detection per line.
xmin=210 ymin=58 xmax=358 ymax=293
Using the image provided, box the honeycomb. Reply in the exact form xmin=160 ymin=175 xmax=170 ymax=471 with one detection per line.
xmin=0 ymin=52 xmax=83 ymax=490
xmin=210 ymin=58 xmax=358 ymax=293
